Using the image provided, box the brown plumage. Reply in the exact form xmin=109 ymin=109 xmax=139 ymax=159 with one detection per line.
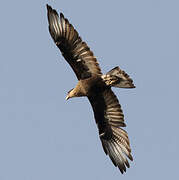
xmin=47 ymin=4 xmax=135 ymax=174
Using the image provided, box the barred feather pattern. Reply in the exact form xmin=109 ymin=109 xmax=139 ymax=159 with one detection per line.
xmin=47 ymin=5 xmax=102 ymax=80
xmin=102 ymin=66 xmax=135 ymax=88
xmin=99 ymin=89 xmax=133 ymax=173
xmin=88 ymin=89 xmax=133 ymax=173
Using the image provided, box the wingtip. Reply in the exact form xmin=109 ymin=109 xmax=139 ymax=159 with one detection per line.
xmin=118 ymin=165 xmax=126 ymax=174
xmin=119 ymin=168 xmax=124 ymax=174
xmin=46 ymin=4 xmax=53 ymax=16
xmin=128 ymin=154 xmax=133 ymax=161
xmin=46 ymin=4 xmax=51 ymax=11
xmin=46 ymin=4 xmax=64 ymax=19
xmin=60 ymin=12 xmax=65 ymax=19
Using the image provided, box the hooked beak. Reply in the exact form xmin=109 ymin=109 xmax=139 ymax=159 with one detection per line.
xmin=65 ymin=95 xmax=69 ymax=100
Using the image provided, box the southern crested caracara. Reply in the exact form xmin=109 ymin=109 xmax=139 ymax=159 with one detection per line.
xmin=47 ymin=4 xmax=135 ymax=173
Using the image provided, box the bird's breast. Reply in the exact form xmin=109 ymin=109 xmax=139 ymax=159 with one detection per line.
xmin=80 ymin=76 xmax=107 ymax=96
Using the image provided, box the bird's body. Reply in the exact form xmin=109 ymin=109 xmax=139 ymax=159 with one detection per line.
xmin=68 ymin=75 xmax=106 ymax=98
xmin=47 ymin=4 xmax=135 ymax=173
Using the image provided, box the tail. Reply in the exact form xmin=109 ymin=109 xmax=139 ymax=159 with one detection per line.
xmin=101 ymin=66 xmax=135 ymax=88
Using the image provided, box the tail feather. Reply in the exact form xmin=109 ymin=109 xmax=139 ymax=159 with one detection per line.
xmin=102 ymin=66 xmax=135 ymax=88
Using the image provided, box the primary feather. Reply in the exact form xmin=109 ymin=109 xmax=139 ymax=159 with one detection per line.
xmin=47 ymin=4 xmax=101 ymax=80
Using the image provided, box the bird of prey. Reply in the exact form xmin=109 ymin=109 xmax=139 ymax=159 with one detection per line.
xmin=46 ymin=4 xmax=135 ymax=174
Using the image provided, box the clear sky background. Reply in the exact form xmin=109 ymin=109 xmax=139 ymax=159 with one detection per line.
xmin=0 ymin=0 xmax=178 ymax=179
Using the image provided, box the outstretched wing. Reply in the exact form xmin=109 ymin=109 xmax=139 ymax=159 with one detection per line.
xmin=47 ymin=4 xmax=102 ymax=80
xmin=88 ymin=89 xmax=133 ymax=173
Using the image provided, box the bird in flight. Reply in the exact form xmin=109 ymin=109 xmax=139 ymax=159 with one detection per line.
xmin=46 ymin=4 xmax=135 ymax=174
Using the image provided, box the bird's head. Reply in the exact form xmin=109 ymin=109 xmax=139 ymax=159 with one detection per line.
xmin=66 ymin=88 xmax=75 ymax=100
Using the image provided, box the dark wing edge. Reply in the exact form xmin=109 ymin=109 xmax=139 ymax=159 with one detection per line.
xmin=88 ymin=89 xmax=133 ymax=174
xmin=46 ymin=4 xmax=102 ymax=80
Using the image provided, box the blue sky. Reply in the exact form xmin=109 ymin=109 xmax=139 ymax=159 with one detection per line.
xmin=0 ymin=0 xmax=178 ymax=179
